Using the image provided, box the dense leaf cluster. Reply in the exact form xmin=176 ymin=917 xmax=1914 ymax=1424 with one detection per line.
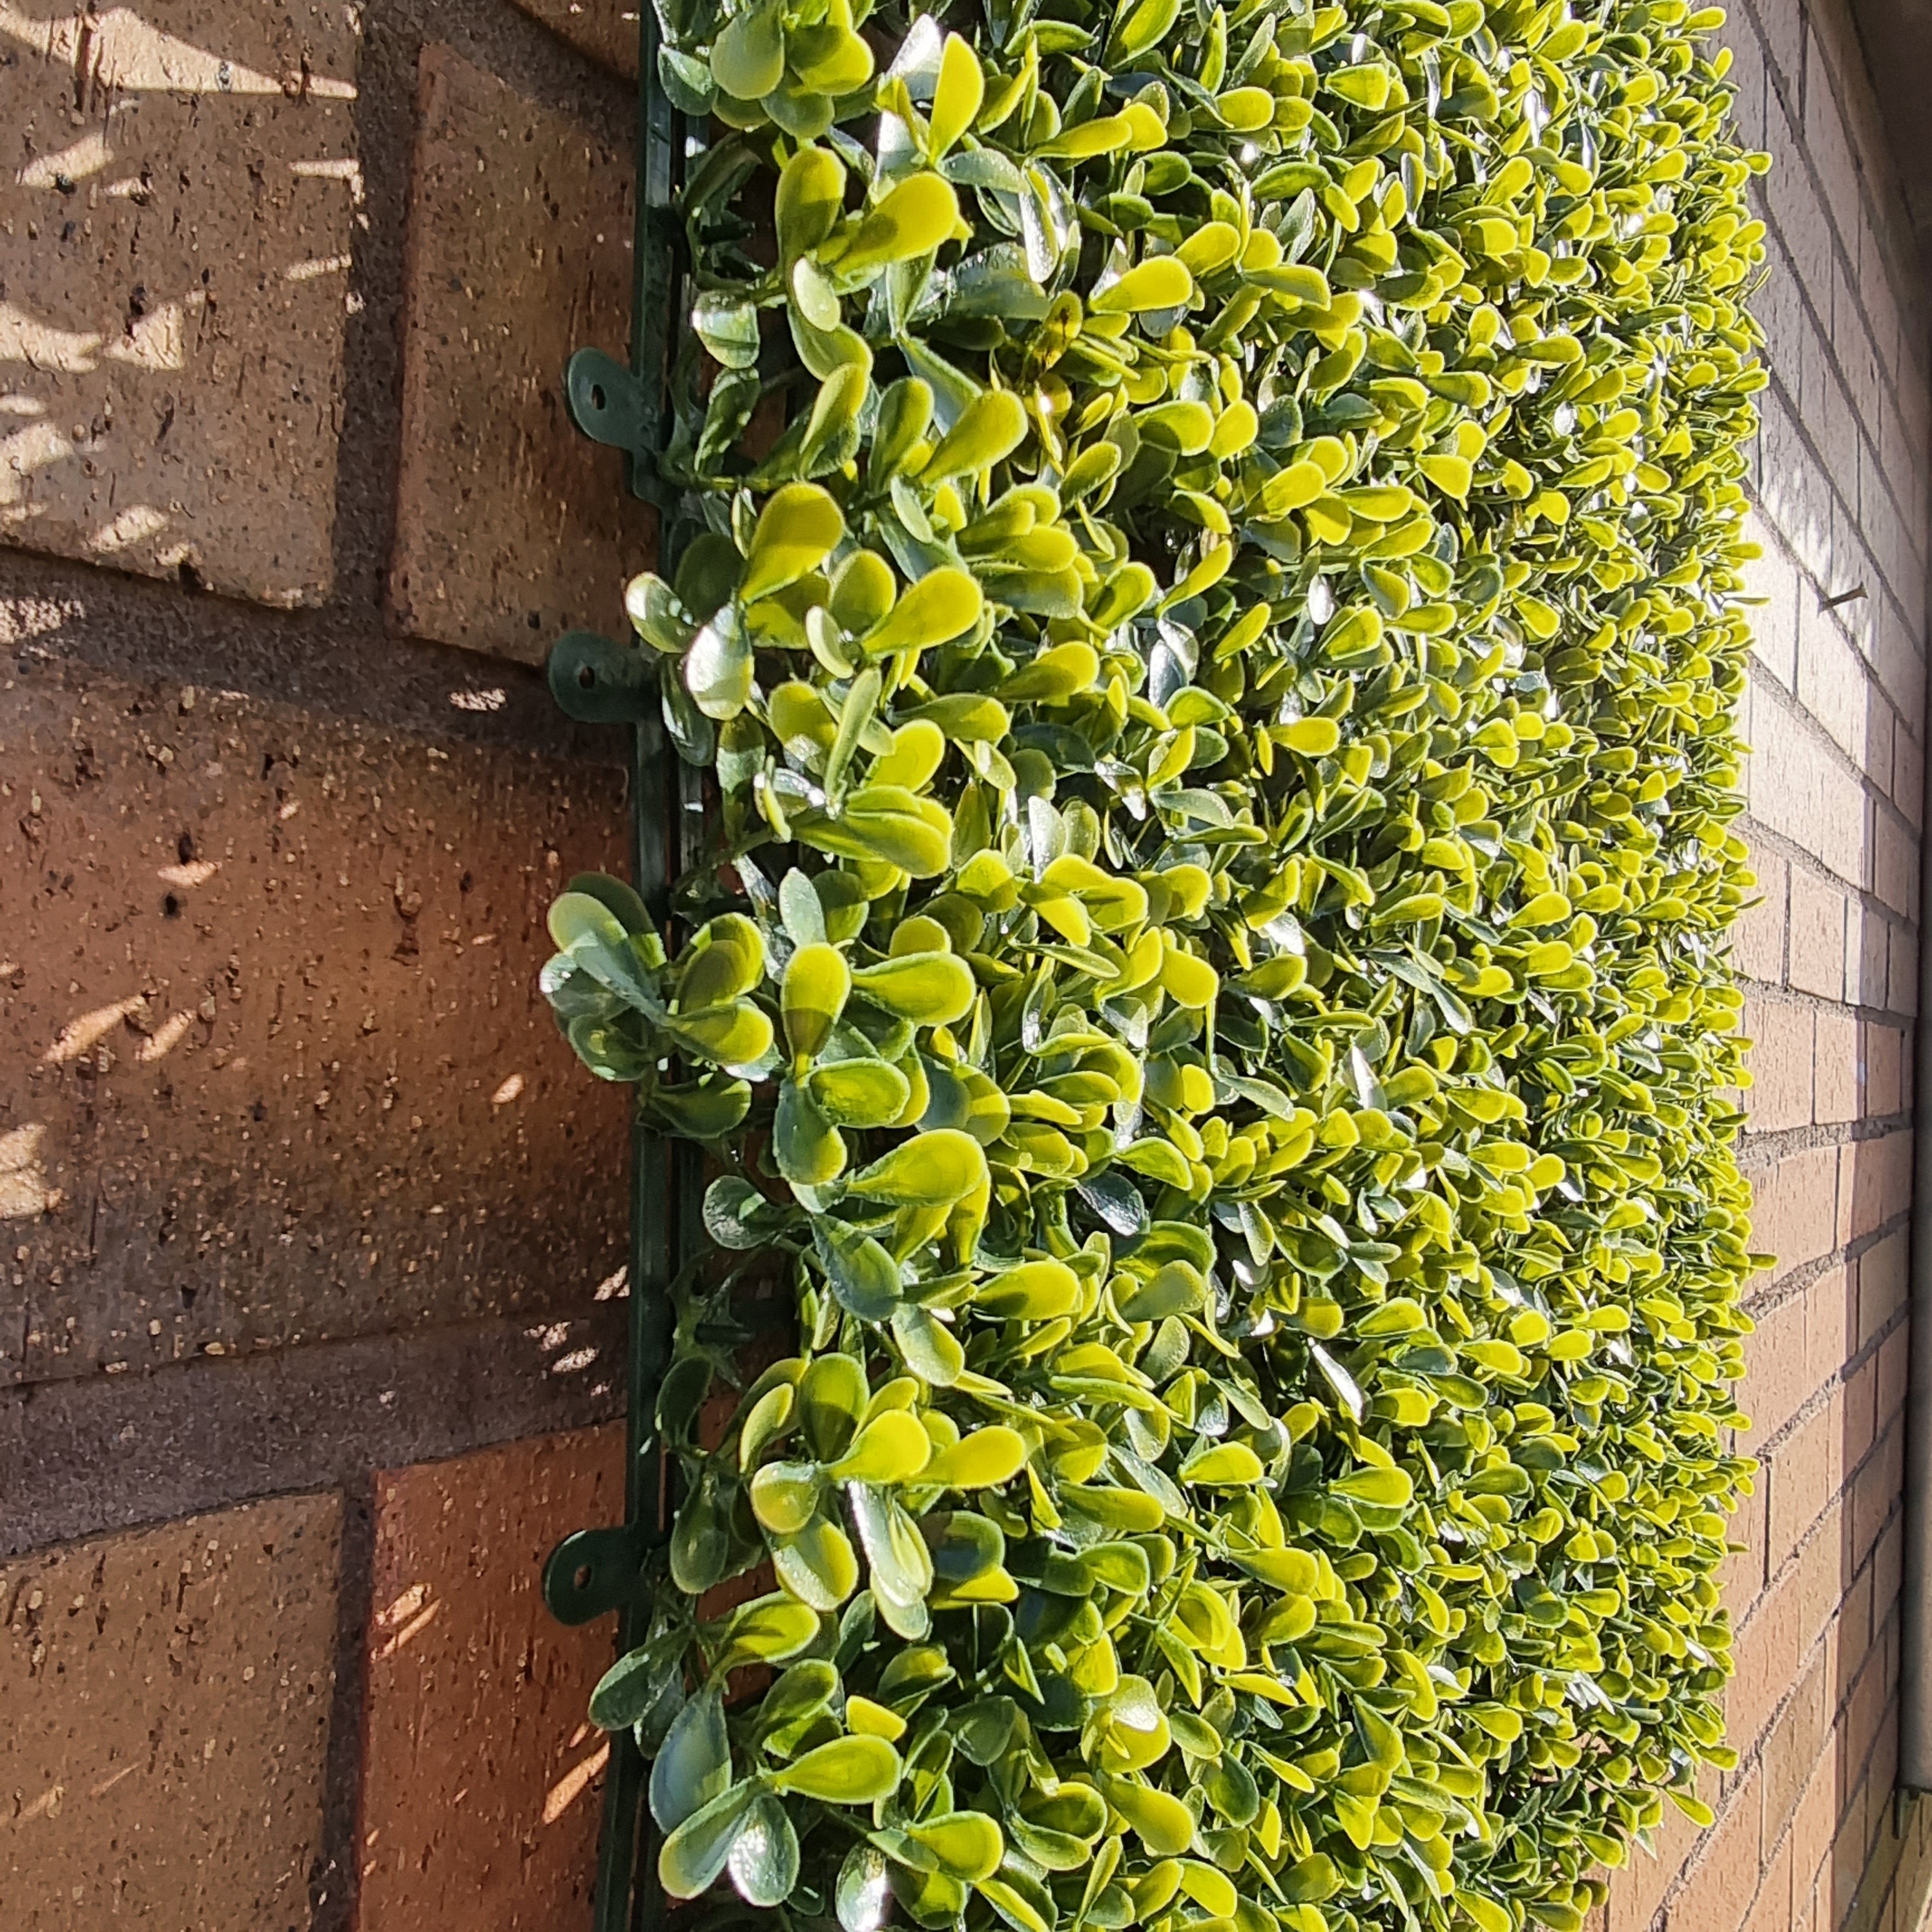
xmin=540 ymin=0 xmax=1770 ymax=1924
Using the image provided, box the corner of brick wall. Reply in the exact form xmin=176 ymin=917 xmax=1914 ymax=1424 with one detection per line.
xmin=1 ymin=1 xmax=650 ymax=1926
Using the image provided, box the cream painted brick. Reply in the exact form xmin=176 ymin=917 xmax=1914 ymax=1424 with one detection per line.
xmin=1814 ymin=1006 xmax=1860 ymax=1125
xmin=0 ymin=2 xmax=361 ymax=604
xmin=1893 ymin=726 xmax=1924 ymax=832
xmin=1762 ymin=88 xmax=1833 ymax=299
xmin=1889 ymin=926 xmax=1919 ymax=1020
xmin=1873 ymin=809 xmax=1917 ymax=921
xmin=1745 ymin=679 xmax=1870 ymax=889
xmin=1799 ymin=324 xmax=1860 ymax=515
xmin=1745 ymin=996 xmax=1814 ymax=1131
xmin=1743 ymin=514 xmax=1801 ymax=690
xmin=1757 ymin=391 xmax=1837 ymax=588
xmin=1794 ymin=598 xmax=1870 ymax=770
xmin=1749 ymin=0 xmax=1803 ymax=100
xmin=1850 ymin=902 xmax=1891 ymax=1010
xmin=1787 ymin=867 xmax=1848 ymax=1001
xmin=1735 ymin=841 xmax=1789 ymax=983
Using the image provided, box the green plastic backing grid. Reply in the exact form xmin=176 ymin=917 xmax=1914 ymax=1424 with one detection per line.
xmin=538 ymin=8 xmax=697 ymax=1929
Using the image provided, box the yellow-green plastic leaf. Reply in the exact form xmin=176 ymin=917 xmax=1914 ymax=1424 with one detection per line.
xmin=976 ymin=1259 xmax=1082 ymax=1318
xmin=711 ymin=0 xmax=785 ymax=101
xmin=771 ymin=1734 xmax=903 ymax=1804
xmin=1100 ymin=1774 xmax=1196 ymax=1854
xmin=922 ymin=389 xmax=1028 ymax=482
xmin=816 ymin=1218 xmax=903 ymax=1320
xmin=776 ymin=1076 xmax=847 ymax=1186
xmin=784 ymin=943 xmax=851 ymax=1060
xmin=850 ymin=951 xmax=976 ymax=1023
xmin=929 ymin=34 xmax=985 ymax=158
xmin=777 ymin=145 xmax=847 ymax=262
xmin=861 ymin=568 xmax=985 ymax=658
xmin=1091 ymin=256 xmax=1195 ymax=314
xmin=743 ymin=482 xmax=846 ymax=603
xmin=847 ymin=1129 xmax=990 ymax=1206
xmin=1333 ymin=1464 xmax=1415 ymax=1508
xmin=752 ymin=1460 xmax=824 ymax=1534
xmin=829 ymin=1408 xmax=933 ymax=1482
xmin=684 ymin=606 xmax=754 ymax=721
xmin=1182 ymin=1441 xmax=1265 ymax=1485
xmin=1279 ymin=715 xmax=1341 ymax=756
xmin=668 ymin=999 xmax=774 ymax=1069
xmin=910 ymin=1812 xmax=1005 ymax=1881
xmin=800 ymin=1352 xmax=868 ymax=1460
xmin=659 ymin=1783 xmax=758 ymax=1900
xmin=923 ymin=1426 xmax=1028 ymax=1488
xmin=810 ymin=1056 xmax=914 ymax=1127
xmin=834 ymin=174 xmax=960 ymax=282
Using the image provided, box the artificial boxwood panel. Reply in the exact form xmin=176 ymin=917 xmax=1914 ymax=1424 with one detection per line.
xmin=540 ymin=0 xmax=1768 ymax=1927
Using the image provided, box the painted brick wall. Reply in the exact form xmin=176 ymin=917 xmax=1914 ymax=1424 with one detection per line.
xmin=0 ymin=2 xmax=642 ymax=1926
xmin=1599 ymin=0 xmax=1932 ymax=1924
xmin=2 ymin=3 xmax=1929 ymax=1932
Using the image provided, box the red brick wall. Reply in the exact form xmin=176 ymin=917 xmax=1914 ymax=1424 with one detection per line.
xmin=1601 ymin=0 xmax=1932 ymax=1924
xmin=1 ymin=3 xmax=644 ymax=1926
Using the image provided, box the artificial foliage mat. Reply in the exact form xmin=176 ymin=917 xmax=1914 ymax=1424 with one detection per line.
xmin=540 ymin=0 xmax=1771 ymax=1924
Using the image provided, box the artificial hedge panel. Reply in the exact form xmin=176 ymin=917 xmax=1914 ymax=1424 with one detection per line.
xmin=542 ymin=0 xmax=1768 ymax=1926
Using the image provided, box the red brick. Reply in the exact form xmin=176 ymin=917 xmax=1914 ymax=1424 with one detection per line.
xmin=1807 ymin=1266 xmax=1856 ymax=1392
xmin=1839 ymin=1133 xmax=1912 ymax=1242
xmin=1670 ymin=1765 xmax=1765 ymax=1932
xmin=1748 ymin=1144 xmax=1840 ymax=1280
xmin=1742 ymin=1290 xmax=1813 ymax=1443
xmin=1762 ymin=1646 xmax=1832 ymax=1859
xmin=509 ymin=0 xmax=641 ymax=75
xmin=1770 ymin=1398 xmax=1844 ymax=1569
xmin=1747 ymin=996 xmax=1816 ymax=1131
xmin=1731 ymin=1563 xmax=1807 ymax=1754
xmin=355 ymin=1425 xmax=624 ymax=1932
xmin=1858 ymin=1232 xmax=1910 ymax=1351
xmin=390 ymin=46 xmax=652 ymax=663
xmin=1789 ymin=868 xmax=1849 ymax=999
xmin=1 ymin=1494 xmax=340 ymax=1925
xmin=1 ymin=666 xmax=629 ymax=1380
xmin=0 ymin=2 xmax=360 ymax=604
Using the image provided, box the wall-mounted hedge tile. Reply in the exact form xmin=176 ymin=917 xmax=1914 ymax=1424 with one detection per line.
xmin=389 ymin=47 xmax=650 ymax=664
xmin=0 ymin=1 xmax=360 ymax=605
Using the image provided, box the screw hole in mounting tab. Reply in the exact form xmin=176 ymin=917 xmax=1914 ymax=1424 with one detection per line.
xmin=542 ymin=1524 xmax=648 ymax=1625
xmin=548 ymin=630 xmax=657 ymax=726
xmin=579 ymin=663 xmax=597 ymax=689
xmin=591 ymin=384 xmax=607 ymax=410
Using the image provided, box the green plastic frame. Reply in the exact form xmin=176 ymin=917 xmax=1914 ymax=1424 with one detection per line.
xmin=539 ymin=10 xmax=699 ymax=1928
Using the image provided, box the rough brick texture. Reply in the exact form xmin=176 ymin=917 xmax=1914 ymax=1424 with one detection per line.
xmin=0 ymin=1 xmax=362 ymax=606
xmin=509 ymin=0 xmax=642 ymax=78
xmin=354 ymin=1427 xmax=624 ymax=1932
xmin=1 ymin=1493 xmax=341 ymax=1927
xmin=389 ymin=45 xmax=651 ymax=663
xmin=0 ymin=663 xmax=630 ymax=1381
xmin=1606 ymin=0 xmax=1932 ymax=1923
